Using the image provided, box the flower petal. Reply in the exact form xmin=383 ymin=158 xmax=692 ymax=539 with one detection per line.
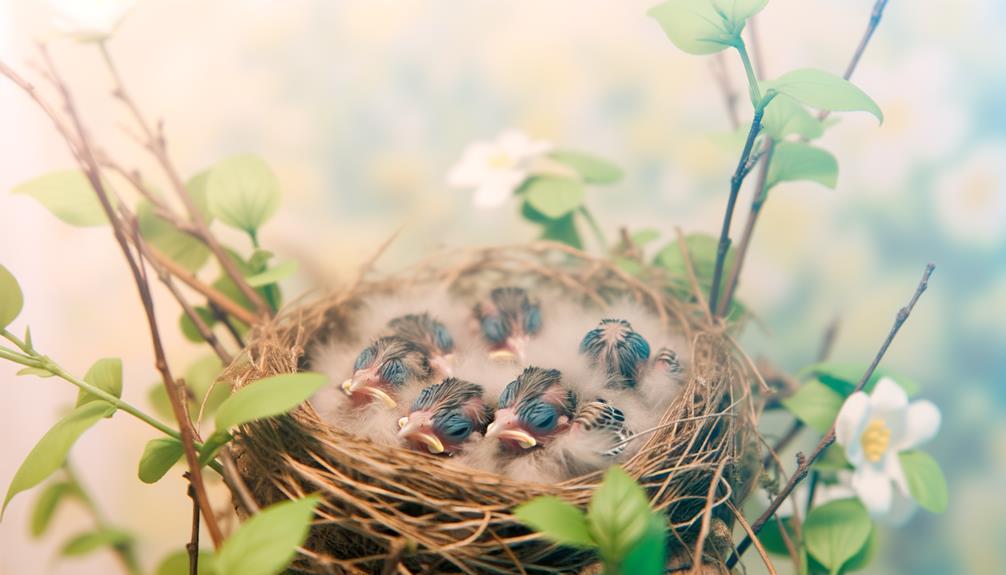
xmin=835 ymin=392 xmax=870 ymax=465
xmin=882 ymin=488 xmax=919 ymax=527
xmin=898 ymin=399 xmax=941 ymax=450
xmin=852 ymin=463 xmax=893 ymax=518
xmin=447 ymin=143 xmax=496 ymax=187
xmin=869 ymin=377 xmax=909 ymax=413
xmin=498 ymin=129 xmax=552 ymax=160
xmin=472 ymin=171 xmax=525 ymax=209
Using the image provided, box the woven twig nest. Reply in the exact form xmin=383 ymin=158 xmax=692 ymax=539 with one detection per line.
xmin=225 ymin=242 xmax=757 ymax=574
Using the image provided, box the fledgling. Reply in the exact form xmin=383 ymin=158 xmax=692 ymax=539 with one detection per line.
xmin=650 ymin=347 xmax=684 ymax=383
xmin=341 ymin=336 xmax=431 ymax=409
xmin=571 ymin=398 xmax=631 ymax=458
xmin=473 ymin=287 xmax=542 ymax=363
xmin=579 ymin=319 xmax=652 ymax=390
xmin=387 ymin=313 xmax=456 ymax=376
xmin=485 ymin=366 xmax=577 ymax=451
xmin=397 ymin=378 xmax=492 ymax=455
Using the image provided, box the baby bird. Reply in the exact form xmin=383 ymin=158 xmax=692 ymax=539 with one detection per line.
xmin=397 ymin=378 xmax=492 ymax=455
xmin=579 ymin=319 xmax=651 ymax=390
xmin=388 ymin=313 xmax=456 ymax=376
xmin=473 ymin=287 xmax=542 ymax=363
xmin=651 ymin=347 xmax=683 ymax=382
xmin=485 ymin=366 xmax=577 ymax=451
xmin=342 ymin=336 xmax=431 ymax=409
xmin=571 ymin=398 xmax=631 ymax=458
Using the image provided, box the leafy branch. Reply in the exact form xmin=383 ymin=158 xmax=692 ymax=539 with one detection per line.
xmin=727 ymin=263 xmax=935 ymax=567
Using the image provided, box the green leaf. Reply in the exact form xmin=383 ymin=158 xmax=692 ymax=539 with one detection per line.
xmin=214 ymin=497 xmax=319 ymax=575
xmin=543 ymin=216 xmax=584 ymax=249
xmin=0 ymin=263 xmax=24 ymax=330
xmin=631 ymin=228 xmax=661 ymax=247
xmin=648 ymin=0 xmax=767 ymax=55
xmin=61 ymin=528 xmax=134 ymax=556
xmin=11 ymin=170 xmax=110 ymax=227
xmin=757 ymin=516 xmax=797 ymax=556
xmin=215 ymin=372 xmax=328 ymax=431
xmin=841 ymin=526 xmax=877 ymax=572
xmin=548 ymin=150 xmax=623 ymax=185
xmin=523 ymin=177 xmax=585 ymax=219
xmin=614 ymin=257 xmax=645 ymax=277
xmin=206 ymin=155 xmax=281 ymax=235
xmin=804 ymin=498 xmax=872 ymax=575
xmin=156 ymin=550 xmax=217 ymax=575
xmin=764 ymin=69 xmax=883 ymax=123
xmin=180 ymin=306 xmax=219 ymax=343
xmin=781 ymin=379 xmax=846 ymax=434
xmin=187 ymin=354 xmax=229 ymax=418
xmin=798 ymin=363 xmax=919 ymax=397
xmin=766 ymin=141 xmax=838 ymax=190
xmin=138 ymin=201 xmax=211 ymax=272
xmin=30 ymin=481 xmax=72 ymax=538
xmin=654 ymin=233 xmax=733 ymax=292
xmin=620 ymin=513 xmax=667 ymax=575
xmin=138 ymin=438 xmax=184 ymax=484
xmin=3 ymin=401 xmax=113 ymax=515
xmin=199 ymin=431 xmax=232 ymax=467
xmin=76 ymin=358 xmax=123 ymax=411
xmin=762 ymin=94 xmax=825 ymax=140
xmin=899 ymin=450 xmax=948 ymax=514
xmin=16 ymin=367 xmax=54 ymax=378
xmin=185 ymin=169 xmax=216 ymax=223
xmin=514 ymin=496 xmax=594 ymax=548
xmin=587 ymin=467 xmax=652 ymax=563
xmin=245 ymin=260 xmax=299 ymax=288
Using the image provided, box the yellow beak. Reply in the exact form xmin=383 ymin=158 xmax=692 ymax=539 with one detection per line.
xmin=397 ymin=418 xmax=444 ymax=454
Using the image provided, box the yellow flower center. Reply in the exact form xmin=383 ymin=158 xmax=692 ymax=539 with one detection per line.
xmin=860 ymin=419 xmax=891 ymax=462
xmin=487 ymin=151 xmax=514 ymax=169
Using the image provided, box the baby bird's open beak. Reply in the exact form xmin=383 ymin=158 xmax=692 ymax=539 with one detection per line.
xmin=342 ymin=371 xmax=397 ymax=408
xmin=398 ymin=415 xmax=445 ymax=454
xmin=485 ymin=418 xmax=537 ymax=449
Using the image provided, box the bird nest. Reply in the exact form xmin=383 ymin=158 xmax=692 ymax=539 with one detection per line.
xmin=224 ymin=242 xmax=760 ymax=574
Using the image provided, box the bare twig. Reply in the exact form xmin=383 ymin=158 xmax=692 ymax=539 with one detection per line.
xmin=32 ymin=45 xmax=224 ymax=548
xmin=183 ymin=472 xmax=201 ymax=575
xmin=707 ymin=107 xmax=766 ymax=316
xmin=219 ymin=448 xmax=260 ymax=514
xmin=97 ymin=41 xmax=272 ymax=319
xmin=728 ymin=502 xmax=777 ymax=575
xmin=690 ymin=460 xmax=728 ymax=573
xmin=728 ymin=264 xmax=934 ymax=567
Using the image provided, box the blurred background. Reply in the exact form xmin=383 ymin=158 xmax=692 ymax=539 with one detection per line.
xmin=1 ymin=0 xmax=1002 ymax=573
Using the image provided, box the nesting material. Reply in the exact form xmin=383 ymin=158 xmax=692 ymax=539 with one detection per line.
xmin=226 ymin=243 xmax=756 ymax=575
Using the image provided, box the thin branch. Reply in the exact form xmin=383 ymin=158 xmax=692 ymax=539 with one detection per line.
xmin=728 ymin=264 xmax=934 ymax=567
xmin=144 ymin=244 xmax=259 ymax=326
xmin=182 ymin=472 xmax=201 ymax=575
xmin=97 ymin=41 xmax=272 ymax=319
xmin=707 ymin=106 xmax=766 ymax=316
xmin=690 ymin=460 xmax=728 ymax=573
xmin=728 ymin=502 xmax=777 ymax=575
xmin=717 ymin=137 xmax=774 ymax=315
xmin=35 ymin=45 xmax=225 ymax=548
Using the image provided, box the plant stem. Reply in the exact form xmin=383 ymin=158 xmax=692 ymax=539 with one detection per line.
xmin=0 ymin=333 xmax=179 ymax=439
xmin=64 ymin=461 xmax=143 ymax=575
xmin=578 ymin=206 xmax=608 ymax=252
xmin=717 ymin=137 xmax=774 ymax=315
xmin=707 ymin=104 xmax=767 ymax=316
xmin=735 ymin=40 xmax=762 ymax=107
xmin=728 ymin=264 xmax=934 ymax=568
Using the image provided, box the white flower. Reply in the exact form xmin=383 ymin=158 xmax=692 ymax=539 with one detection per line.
xmin=50 ymin=0 xmax=136 ymax=42
xmin=835 ymin=378 xmax=941 ymax=524
xmin=447 ymin=129 xmax=553 ymax=209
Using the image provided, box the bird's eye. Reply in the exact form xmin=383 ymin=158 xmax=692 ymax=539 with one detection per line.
xmin=353 ymin=346 xmax=376 ymax=370
xmin=524 ymin=305 xmax=542 ymax=335
xmin=433 ymin=324 xmax=454 ymax=352
xmin=481 ymin=317 xmax=507 ymax=344
xmin=524 ymin=403 xmax=558 ymax=432
xmin=398 ymin=416 xmax=408 ymax=429
xmin=380 ymin=359 xmax=407 ymax=386
xmin=439 ymin=413 xmax=473 ymax=440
